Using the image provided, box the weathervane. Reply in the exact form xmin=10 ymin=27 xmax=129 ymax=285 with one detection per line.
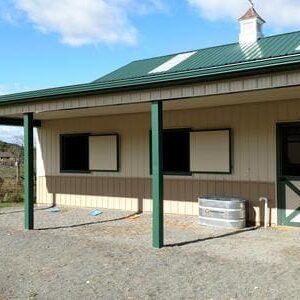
xmin=248 ymin=0 xmax=254 ymax=7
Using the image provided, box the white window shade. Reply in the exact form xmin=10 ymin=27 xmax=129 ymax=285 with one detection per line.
xmin=190 ymin=130 xmax=231 ymax=173
xmin=89 ymin=135 xmax=118 ymax=171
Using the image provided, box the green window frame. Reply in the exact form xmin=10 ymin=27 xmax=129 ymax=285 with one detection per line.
xmin=149 ymin=127 xmax=232 ymax=176
xmin=60 ymin=133 xmax=120 ymax=174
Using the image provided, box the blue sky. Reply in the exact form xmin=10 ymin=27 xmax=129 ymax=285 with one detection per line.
xmin=0 ymin=0 xmax=300 ymax=143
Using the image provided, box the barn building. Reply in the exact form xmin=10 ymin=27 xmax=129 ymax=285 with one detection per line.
xmin=1 ymin=4 xmax=300 ymax=247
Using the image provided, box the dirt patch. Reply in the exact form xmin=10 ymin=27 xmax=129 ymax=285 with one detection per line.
xmin=0 ymin=206 xmax=300 ymax=299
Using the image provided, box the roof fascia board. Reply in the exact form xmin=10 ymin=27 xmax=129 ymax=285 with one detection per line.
xmin=1 ymin=56 xmax=300 ymax=106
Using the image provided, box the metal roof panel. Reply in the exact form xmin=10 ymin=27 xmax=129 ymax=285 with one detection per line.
xmin=1 ymin=31 xmax=300 ymax=105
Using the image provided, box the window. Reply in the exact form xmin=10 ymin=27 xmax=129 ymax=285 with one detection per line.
xmin=150 ymin=129 xmax=190 ymax=175
xmin=150 ymin=128 xmax=232 ymax=175
xmin=60 ymin=134 xmax=89 ymax=172
xmin=163 ymin=130 xmax=190 ymax=174
xmin=89 ymin=135 xmax=119 ymax=172
xmin=282 ymin=127 xmax=300 ymax=176
xmin=190 ymin=129 xmax=231 ymax=174
xmin=60 ymin=133 xmax=119 ymax=173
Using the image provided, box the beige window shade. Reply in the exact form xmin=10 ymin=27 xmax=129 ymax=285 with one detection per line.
xmin=190 ymin=130 xmax=231 ymax=173
xmin=89 ymin=135 xmax=118 ymax=171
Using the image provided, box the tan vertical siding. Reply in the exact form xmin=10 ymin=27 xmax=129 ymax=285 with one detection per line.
xmin=36 ymin=98 xmax=300 ymax=224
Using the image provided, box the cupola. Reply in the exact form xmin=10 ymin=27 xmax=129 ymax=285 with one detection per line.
xmin=239 ymin=1 xmax=265 ymax=44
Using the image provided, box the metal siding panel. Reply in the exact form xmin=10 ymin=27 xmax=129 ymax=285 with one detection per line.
xmin=217 ymin=82 xmax=230 ymax=94
xmin=35 ymin=99 xmax=300 ymax=224
xmin=193 ymin=84 xmax=206 ymax=97
xmin=0 ymin=72 xmax=299 ymax=117
xmin=229 ymin=79 xmax=244 ymax=92
xmin=257 ymin=76 xmax=272 ymax=89
xmin=243 ymin=78 xmax=258 ymax=90
xmin=36 ymin=128 xmax=45 ymax=177
xmin=40 ymin=100 xmax=297 ymax=182
xmin=272 ymin=74 xmax=288 ymax=87
xmin=287 ymin=71 xmax=300 ymax=85
xmin=182 ymin=86 xmax=194 ymax=98
xmin=205 ymin=83 xmax=217 ymax=95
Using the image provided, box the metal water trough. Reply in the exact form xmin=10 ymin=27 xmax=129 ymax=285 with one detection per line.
xmin=199 ymin=196 xmax=246 ymax=229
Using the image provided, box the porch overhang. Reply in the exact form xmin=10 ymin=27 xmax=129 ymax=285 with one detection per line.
xmin=0 ymin=68 xmax=300 ymax=119
xmin=0 ymin=117 xmax=41 ymax=127
xmin=1 ymin=68 xmax=300 ymax=248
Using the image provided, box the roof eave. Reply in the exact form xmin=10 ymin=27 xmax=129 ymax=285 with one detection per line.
xmin=1 ymin=60 xmax=300 ymax=107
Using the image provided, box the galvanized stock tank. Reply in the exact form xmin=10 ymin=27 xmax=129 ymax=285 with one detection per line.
xmin=199 ymin=197 xmax=246 ymax=229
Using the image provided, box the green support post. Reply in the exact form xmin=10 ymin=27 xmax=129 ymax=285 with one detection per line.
xmin=24 ymin=113 xmax=34 ymax=230
xmin=151 ymin=101 xmax=164 ymax=248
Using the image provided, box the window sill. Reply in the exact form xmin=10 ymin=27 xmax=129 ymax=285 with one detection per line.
xmin=150 ymin=171 xmax=193 ymax=176
xmin=60 ymin=170 xmax=91 ymax=174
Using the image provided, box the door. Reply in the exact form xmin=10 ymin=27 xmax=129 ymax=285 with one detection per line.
xmin=277 ymin=123 xmax=300 ymax=227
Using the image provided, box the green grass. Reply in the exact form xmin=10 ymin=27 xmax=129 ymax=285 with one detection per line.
xmin=0 ymin=202 xmax=23 ymax=208
xmin=0 ymin=168 xmax=24 ymax=204
xmin=0 ymin=166 xmax=19 ymax=179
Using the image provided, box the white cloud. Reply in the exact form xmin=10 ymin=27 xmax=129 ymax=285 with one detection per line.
xmin=10 ymin=0 xmax=165 ymax=47
xmin=187 ymin=0 xmax=300 ymax=29
xmin=0 ymin=83 xmax=33 ymax=143
xmin=0 ymin=127 xmax=38 ymax=145
xmin=0 ymin=126 xmax=23 ymax=144
xmin=128 ymin=0 xmax=169 ymax=15
xmin=0 ymin=1 xmax=18 ymax=24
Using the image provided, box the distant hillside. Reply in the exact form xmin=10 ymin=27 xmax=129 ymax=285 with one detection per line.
xmin=0 ymin=140 xmax=23 ymax=160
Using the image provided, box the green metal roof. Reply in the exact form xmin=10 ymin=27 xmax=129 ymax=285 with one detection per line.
xmin=1 ymin=30 xmax=300 ymax=105
xmin=96 ymin=31 xmax=300 ymax=83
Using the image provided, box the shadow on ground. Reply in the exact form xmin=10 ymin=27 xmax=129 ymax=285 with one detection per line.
xmin=165 ymin=226 xmax=259 ymax=247
xmin=37 ymin=212 xmax=138 ymax=231
xmin=0 ymin=206 xmax=53 ymax=216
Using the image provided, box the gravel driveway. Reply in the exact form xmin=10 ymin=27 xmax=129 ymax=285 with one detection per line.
xmin=0 ymin=206 xmax=299 ymax=300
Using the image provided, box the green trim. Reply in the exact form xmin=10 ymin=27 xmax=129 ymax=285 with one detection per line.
xmin=151 ymin=101 xmax=164 ymax=249
xmin=60 ymin=133 xmax=120 ymax=173
xmin=0 ymin=117 xmax=41 ymax=127
xmin=276 ymin=122 xmax=300 ymax=227
xmin=164 ymin=172 xmax=192 ymax=176
xmin=24 ymin=113 xmax=34 ymax=230
xmin=286 ymin=181 xmax=300 ymax=197
xmin=89 ymin=170 xmax=120 ymax=173
xmin=282 ymin=222 xmax=300 ymax=228
xmin=60 ymin=170 xmax=91 ymax=174
xmin=149 ymin=127 xmax=232 ymax=175
xmin=285 ymin=206 xmax=300 ymax=225
xmin=282 ymin=176 xmax=300 ymax=181
xmin=276 ymin=121 xmax=300 ymax=128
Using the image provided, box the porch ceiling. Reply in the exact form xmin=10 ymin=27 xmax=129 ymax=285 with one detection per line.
xmin=6 ymin=85 xmax=300 ymax=121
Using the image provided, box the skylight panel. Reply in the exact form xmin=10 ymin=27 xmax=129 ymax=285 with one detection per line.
xmin=148 ymin=51 xmax=197 ymax=74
